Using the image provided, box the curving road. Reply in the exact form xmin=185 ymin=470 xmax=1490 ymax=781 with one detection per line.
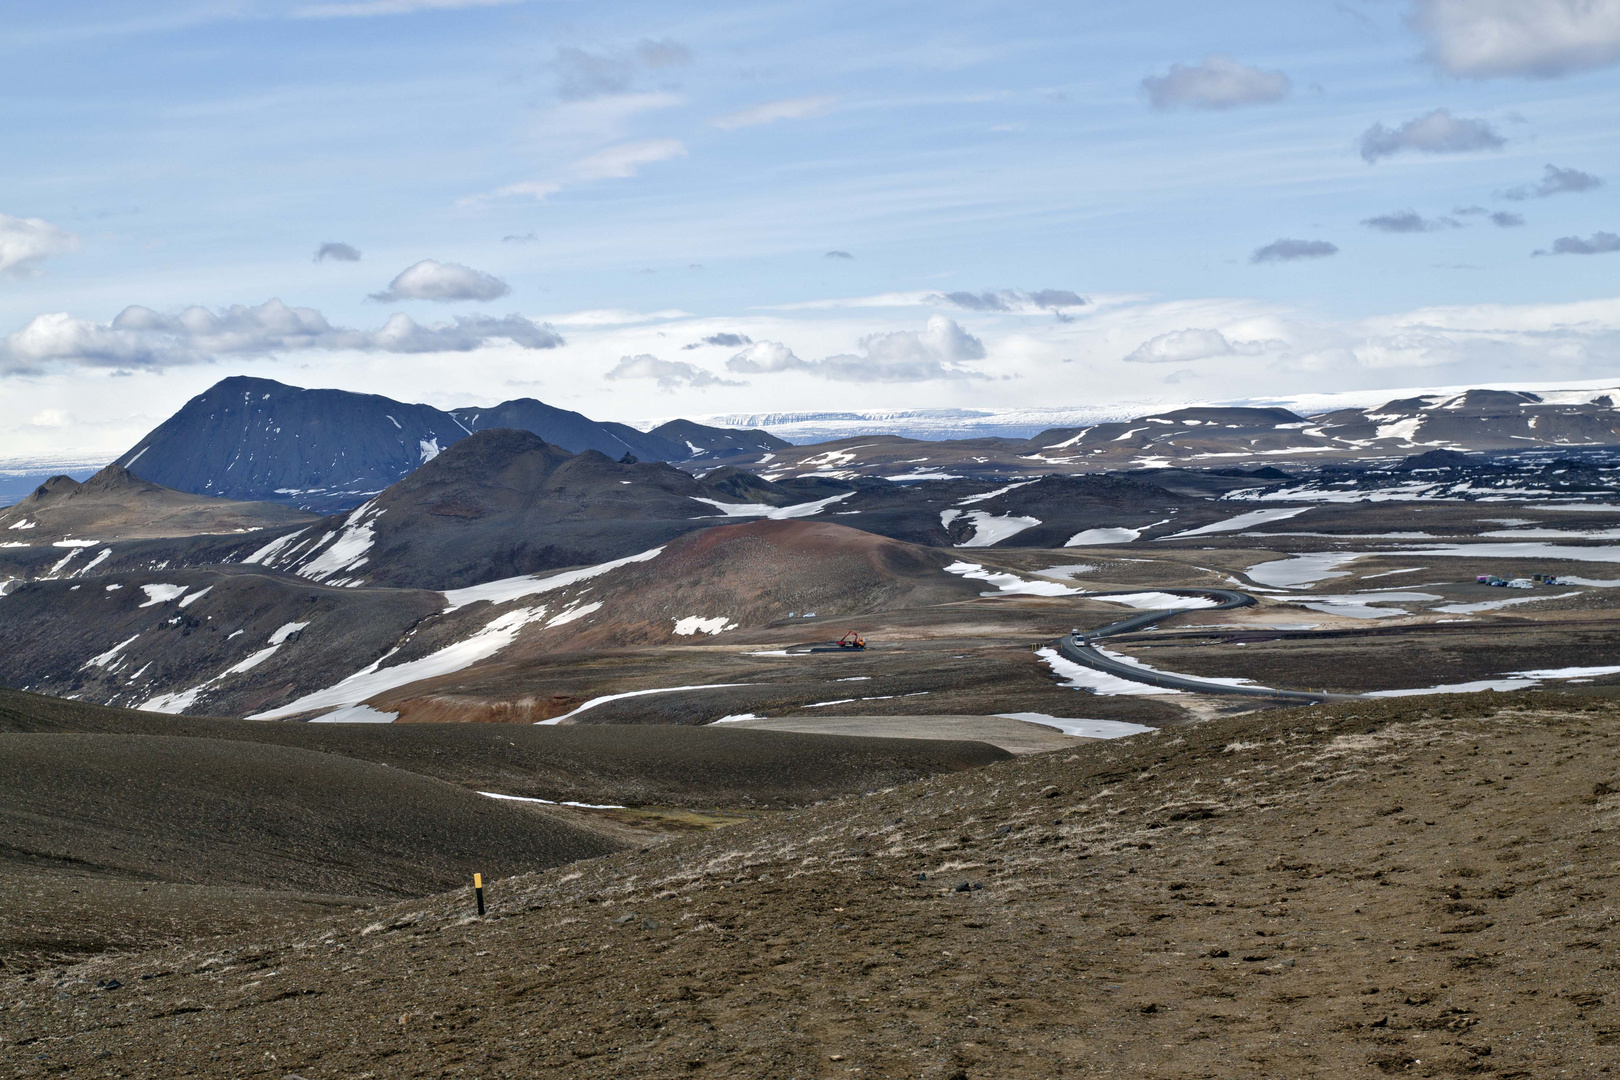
xmin=1053 ymin=589 xmax=1361 ymax=703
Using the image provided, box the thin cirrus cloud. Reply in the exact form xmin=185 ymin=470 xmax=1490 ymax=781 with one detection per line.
xmin=553 ymin=39 xmax=692 ymax=101
xmin=930 ymin=289 xmax=1088 ymax=314
xmin=1411 ymin=0 xmax=1620 ymax=79
xmin=1358 ymin=108 xmax=1505 ymax=163
xmin=726 ymin=316 xmax=989 ymax=383
xmin=710 ymin=96 xmax=838 ymax=131
xmin=1534 ymin=232 xmax=1620 ymax=256
xmin=1141 ymin=54 xmax=1291 ymax=110
xmin=604 ymin=354 xmax=742 ymax=390
xmin=369 ymin=259 xmax=510 ymax=302
xmin=0 ymin=213 xmax=79 ymax=279
xmin=1362 ymin=210 xmax=1458 ymax=233
xmin=1251 ymin=239 xmax=1338 ymax=263
xmin=292 ymin=0 xmax=524 ymax=18
xmin=314 ymin=241 xmax=361 ymax=262
xmin=0 ymin=298 xmax=562 ymax=375
xmin=1499 ymin=164 xmax=1604 ymax=200
xmin=476 ymin=139 xmax=688 ymax=203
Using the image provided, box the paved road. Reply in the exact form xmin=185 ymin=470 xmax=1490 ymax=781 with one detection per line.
xmin=1054 ymin=589 xmax=1361 ymax=703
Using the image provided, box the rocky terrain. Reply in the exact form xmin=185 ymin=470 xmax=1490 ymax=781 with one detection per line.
xmin=4 ymin=691 xmax=1618 ymax=1077
xmin=0 ymin=688 xmax=1006 ymax=975
xmin=0 ymin=465 xmax=315 ymax=543
xmin=110 ymin=377 xmax=791 ymax=511
xmin=750 ymin=389 xmax=1620 ymax=481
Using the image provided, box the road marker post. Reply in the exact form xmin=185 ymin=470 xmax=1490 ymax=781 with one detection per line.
xmin=474 ymin=873 xmax=485 ymax=916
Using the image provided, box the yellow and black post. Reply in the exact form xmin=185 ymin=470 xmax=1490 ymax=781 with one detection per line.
xmin=473 ymin=873 xmax=485 ymax=916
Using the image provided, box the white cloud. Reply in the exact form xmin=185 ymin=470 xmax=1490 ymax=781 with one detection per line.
xmin=1412 ymin=0 xmax=1620 ymax=78
xmin=1141 ymin=55 xmax=1291 ymax=110
xmin=0 ymin=299 xmax=562 ymax=374
xmin=726 ymin=316 xmax=989 ymax=383
xmin=604 ymin=354 xmax=742 ymax=390
xmin=1359 ymin=108 xmax=1505 ymax=162
xmin=0 ymin=213 xmax=78 ymax=279
xmin=369 ymin=259 xmax=510 ymax=302
xmin=1125 ymin=328 xmax=1239 ymax=363
xmin=710 ymin=96 xmax=838 ymax=131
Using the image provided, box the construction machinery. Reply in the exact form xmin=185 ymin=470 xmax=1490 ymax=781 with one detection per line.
xmin=808 ymin=630 xmax=866 ymax=652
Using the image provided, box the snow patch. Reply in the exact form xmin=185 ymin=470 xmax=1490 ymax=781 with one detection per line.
xmin=249 ymin=605 xmax=553 ymax=720
xmin=83 ymin=634 xmax=139 ymax=669
xmin=953 ymin=510 xmax=1041 ymax=548
xmin=995 ymin=712 xmax=1155 ymax=739
xmin=673 ymin=616 xmax=738 ymax=636
xmin=1159 ymin=507 xmax=1311 ymax=539
xmin=944 ymin=561 xmax=1083 ymax=596
xmin=138 ymin=584 xmax=187 ymax=607
xmin=545 ymin=601 xmax=602 ymax=628
xmin=1036 ymin=646 xmax=1176 ymax=696
xmin=311 ymin=704 xmax=399 ymax=723
xmin=690 ymin=491 xmax=856 ymax=520
xmin=1065 ymin=527 xmax=1141 ymax=547
xmin=1092 ymin=592 xmax=1218 ymax=611
xmin=537 ymin=683 xmax=752 ymax=724
xmin=441 ymin=547 xmax=664 ymax=612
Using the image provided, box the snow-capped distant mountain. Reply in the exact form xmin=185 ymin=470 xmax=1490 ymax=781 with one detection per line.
xmin=678 ymin=378 xmax=1620 ymax=445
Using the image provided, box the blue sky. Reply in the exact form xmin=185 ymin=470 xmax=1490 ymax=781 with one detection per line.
xmin=4 ymin=0 xmax=1620 ymax=457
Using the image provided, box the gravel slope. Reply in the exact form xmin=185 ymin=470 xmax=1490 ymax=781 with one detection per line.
xmin=7 ymin=691 xmax=1617 ymax=1077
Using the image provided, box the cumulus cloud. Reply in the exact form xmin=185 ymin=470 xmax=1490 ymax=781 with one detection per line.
xmin=1358 ymin=108 xmax=1505 ymax=163
xmin=682 ymin=332 xmax=752 ymax=350
xmin=553 ymin=39 xmax=692 ymax=100
xmin=0 ymin=298 xmax=561 ymax=374
xmin=1362 ymin=209 xmax=1458 ymax=233
xmin=1123 ymin=328 xmax=1284 ymax=364
xmin=1141 ymin=54 xmax=1291 ymax=110
xmin=1251 ymin=238 xmax=1339 ymax=263
xmin=0 ymin=214 xmax=78 ymax=279
xmin=605 ymin=354 xmax=741 ymax=390
xmin=1492 ymin=211 xmax=1527 ymax=228
xmin=931 ymin=288 xmax=1087 ymax=314
xmin=1412 ymin=0 xmax=1620 ymax=79
xmin=710 ymin=95 xmax=838 ymax=131
xmin=726 ymin=316 xmax=989 ymax=383
xmin=1500 ymin=163 xmax=1604 ymax=200
xmin=314 ymin=241 xmax=361 ymax=262
xmin=369 ymin=259 xmax=510 ymax=302
xmin=1534 ymin=232 xmax=1620 ymax=256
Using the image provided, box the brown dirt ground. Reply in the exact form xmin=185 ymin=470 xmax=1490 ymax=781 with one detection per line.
xmin=6 ymin=691 xmax=1619 ymax=1078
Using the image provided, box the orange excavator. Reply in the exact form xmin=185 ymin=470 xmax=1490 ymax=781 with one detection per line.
xmin=808 ymin=630 xmax=866 ymax=652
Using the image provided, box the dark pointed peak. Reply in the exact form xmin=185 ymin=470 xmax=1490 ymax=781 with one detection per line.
xmin=25 ymin=475 xmax=83 ymax=503
xmin=77 ymin=463 xmax=153 ymax=493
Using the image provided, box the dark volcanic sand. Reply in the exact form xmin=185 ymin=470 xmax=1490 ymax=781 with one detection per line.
xmin=5 ymin=692 xmax=1618 ymax=1077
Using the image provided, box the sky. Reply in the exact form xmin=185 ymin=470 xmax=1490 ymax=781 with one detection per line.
xmin=4 ymin=0 xmax=1620 ymax=459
